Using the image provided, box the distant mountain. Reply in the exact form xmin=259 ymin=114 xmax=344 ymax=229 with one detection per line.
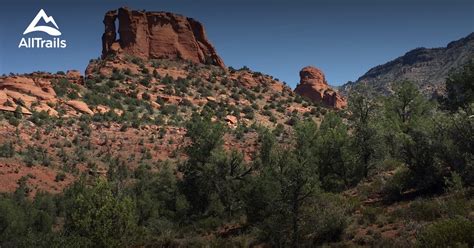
xmin=340 ymin=32 xmax=474 ymax=96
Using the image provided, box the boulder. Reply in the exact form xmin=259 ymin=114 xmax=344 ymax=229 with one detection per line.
xmin=33 ymin=103 xmax=59 ymax=117
xmin=66 ymin=70 xmax=82 ymax=81
xmin=225 ymin=115 xmax=238 ymax=125
xmin=66 ymin=100 xmax=94 ymax=115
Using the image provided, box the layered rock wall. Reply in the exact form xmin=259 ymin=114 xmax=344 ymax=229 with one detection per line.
xmin=101 ymin=7 xmax=225 ymax=68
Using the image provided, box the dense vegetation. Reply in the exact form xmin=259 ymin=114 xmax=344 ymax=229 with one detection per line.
xmin=0 ymin=62 xmax=473 ymax=247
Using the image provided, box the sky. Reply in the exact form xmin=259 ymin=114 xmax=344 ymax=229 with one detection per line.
xmin=0 ymin=0 xmax=473 ymax=87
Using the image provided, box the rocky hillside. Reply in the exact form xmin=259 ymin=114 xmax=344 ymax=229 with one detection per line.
xmin=0 ymin=8 xmax=336 ymax=195
xmin=340 ymin=32 xmax=474 ymax=96
xmin=0 ymin=7 xmax=472 ymax=248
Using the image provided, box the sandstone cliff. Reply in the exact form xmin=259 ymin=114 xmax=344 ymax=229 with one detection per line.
xmin=101 ymin=7 xmax=225 ymax=68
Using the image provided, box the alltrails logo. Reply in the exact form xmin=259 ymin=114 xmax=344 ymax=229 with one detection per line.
xmin=18 ymin=9 xmax=67 ymax=48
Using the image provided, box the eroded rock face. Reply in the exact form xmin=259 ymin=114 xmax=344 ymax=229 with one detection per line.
xmin=0 ymin=76 xmax=56 ymax=114
xmin=0 ymin=73 xmax=92 ymax=116
xmin=101 ymin=7 xmax=225 ymax=68
xmin=294 ymin=66 xmax=347 ymax=109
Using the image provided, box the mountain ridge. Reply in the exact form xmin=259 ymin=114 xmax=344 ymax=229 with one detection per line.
xmin=340 ymin=32 xmax=474 ymax=96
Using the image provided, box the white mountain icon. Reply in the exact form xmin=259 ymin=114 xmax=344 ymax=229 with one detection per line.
xmin=23 ymin=9 xmax=61 ymax=36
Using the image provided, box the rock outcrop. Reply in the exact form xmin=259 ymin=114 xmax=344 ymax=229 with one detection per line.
xmin=0 ymin=76 xmax=57 ymax=114
xmin=0 ymin=73 xmax=92 ymax=117
xmin=101 ymin=7 xmax=225 ymax=68
xmin=294 ymin=66 xmax=347 ymax=109
xmin=66 ymin=100 xmax=94 ymax=115
xmin=340 ymin=32 xmax=474 ymax=96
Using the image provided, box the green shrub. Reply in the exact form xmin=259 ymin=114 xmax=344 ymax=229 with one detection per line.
xmin=360 ymin=206 xmax=381 ymax=224
xmin=142 ymin=92 xmax=151 ymax=101
xmin=53 ymin=78 xmax=80 ymax=98
xmin=110 ymin=69 xmax=125 ymax=81
xmin=269 ymin=115 xmax=277 ymax=123
xmin=405 ymin=199 xmax=443 ymax=221
xmin=152 ymin=69 xmax=159 ymax=78
xmin=29 ymin=111 xmax=51 ymax=126
xmin=443 ymin=61 xmax=474 ymax=111
xmin=22 ymin=146 xmax=50 ymax=167
xmin=272 ymin=123 xmax=284 ymax=137
xmin=285 ymin=116 xmax=299 ymax=126
xmin=243 ymin=106 xmax=255 ymax=119
xmin=130 ymin=56 xmax=143 ymax=65
xmin=198 ymin=86 xmax=212 ymax=97
xmin=309 ymin=197 xmax=348 ymax=245
xmin=245 ymin=111 xmax=255 ymax=120
xmin=0 ymin=142 xmax=15 ymax=158
xmin=106 ymin=80 xmax=117 ymax=89
xmin=6 ymin=112 xmax=20 ymax=126
xmin=161 ymin=75 xmax=174 ymax=85
xmin=416 ymin=217 xmax=474 ymax=248
xmin=262 ymin=109 xmax=272 ymax=116
xmin=55 ymin=172 xmax=66 ymax=182
xmin=79 ymin=121 xmax=91 ymax=136
xmin=231 ymin=92 xmax=240 ymax=100
xmin=161 ymin=104 xmax=178 ymax=116
xmin=139 ymin=78 xmax=151 ymax=87
xmin=67 ymin=91 xmax=79 ymax=99
xmin=294 ymin=95 xmax=303 ymax=103
xmin=180 ymin=98 xmax=193 ymax=107
xmin=124 ymin=68 xmax=133 ymax=76
xmin=443 ymin=195 xmax=470 ymax=218
xmin=383 ymin=168 xmax=413 ymax=202
xmin=63 ymin=179 xmax=138 ymax=247
xmin=242 ymin=105 xmax=253 ymax=114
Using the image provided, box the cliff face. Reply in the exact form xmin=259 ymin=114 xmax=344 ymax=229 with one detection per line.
xmin=101 ymin=7 xmax=225 ymax=68
xmin=294 ymin=66 xmax=347 ymax=109
xmin=340 ymin=32 xmax=474 ymax=96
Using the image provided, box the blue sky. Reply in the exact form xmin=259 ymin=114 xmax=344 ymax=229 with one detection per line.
xmin=1 ymin=0 xmax=473 ymax=87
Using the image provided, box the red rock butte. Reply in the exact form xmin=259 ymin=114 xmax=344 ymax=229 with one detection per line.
xmin=101 ymin=7 xmax=225 ymax=68
xmin=294 ymin=66 xmax=347 ymax=109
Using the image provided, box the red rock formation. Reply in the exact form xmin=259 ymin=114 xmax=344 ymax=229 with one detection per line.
xmin=101 ymin=7 xmax=225 ymax=68
xmin=0 ymin=73 xmax=91 ymax=116
xmin=294 ymin=66 xmax=347 ymax=109
xmin=0 ymin=76 xmax=56 ymax=115
xmin=66 ymin=100 xmax=94 ymax=115
xmin=66 ymin=70 xmax=82 ymax=82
